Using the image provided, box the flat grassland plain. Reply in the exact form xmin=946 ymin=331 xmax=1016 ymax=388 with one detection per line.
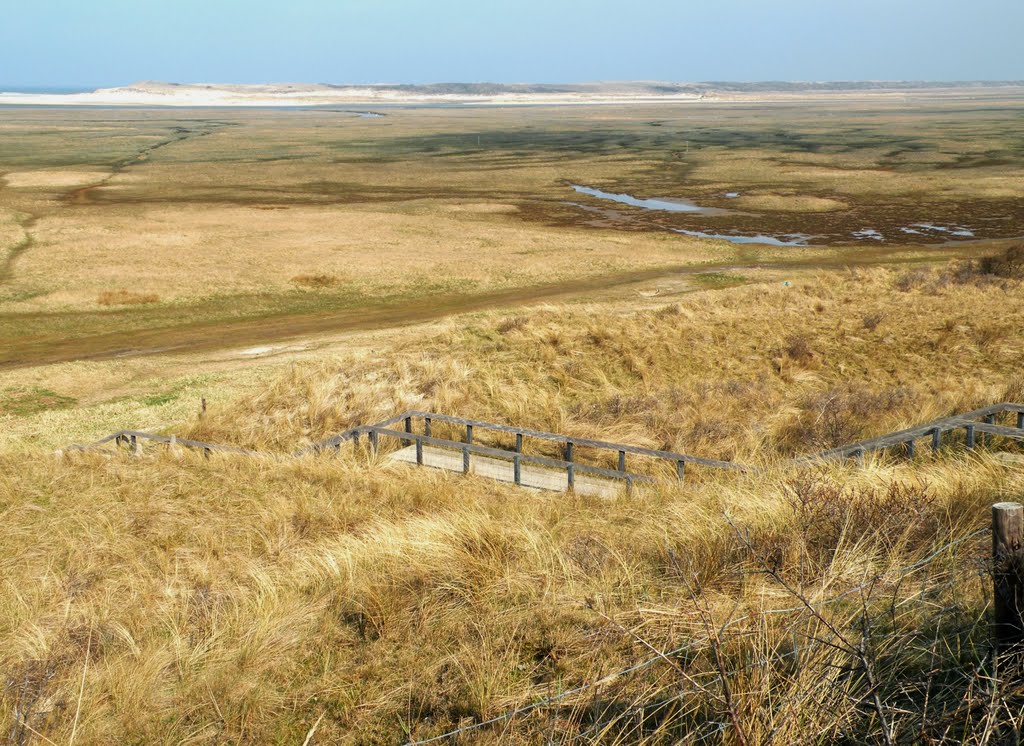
xmin=2 ymin=94 xmax=1024 ymax=743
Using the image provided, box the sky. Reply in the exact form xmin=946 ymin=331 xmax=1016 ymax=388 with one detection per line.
xmin=1 ymin=0 xmax=1022 ymax=88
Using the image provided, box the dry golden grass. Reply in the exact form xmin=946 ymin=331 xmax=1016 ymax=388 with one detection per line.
xmin=728 ymin=193 xmax=847 ymax=212
xmin=189 ymin=264 xmax=1024 ymax=464
xmin=0 ymin=441 xmax=1020 ymax=743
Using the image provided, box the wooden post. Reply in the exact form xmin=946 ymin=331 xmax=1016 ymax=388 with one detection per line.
xmin=618 ymin=450 xmax=626 ymax=472
xmin=854 ymin=447 xmax=865 ymax=466
xmin=966 ymin=424 xmax=976 ymax=449
xmin=466 ymin=424 xmax=473 ymax=444
xmin=985 ymin=414 xmax=995 ymax=446
xmin=993 ymin=502 xmax=1024 ymax=660
xmin=565 ymin=440 xmax=574 ymax=463
xmin=567 ymin=462 xmax=575 ymax=491
xmin=415 ymin=438 xmax=423 ymax=465
xmin=513 ymin=454 xmax=522 ymax=485
xmin=404 ymin=416 xmax=413 ymax=446
xmin=931 ymin=427 xmax=942 ymax=453
xmin=1017 ymin=412 xmax=1023 ymax=430
xmin=906 ymin=439 xmax=916 ymax=459
xmin=369 ymin=429 xmax=379 ymax=453
xmin=515 ymin=433 xmax=523 ymax=453
xmin=463 ymin=446 xmax=470 ymax=474
xmin=676 ymin=460 xmax=685 ymax=481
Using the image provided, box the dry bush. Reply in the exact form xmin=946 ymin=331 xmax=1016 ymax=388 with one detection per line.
xmin=862 ymin=312 xmax=884 ymax=330
xmin=783 ymin=333 xmax=814 ymax=364
xmin=939 ymin=244 xmax=1024 ymax=289
xmin=96 ymin=289 xmax=159 ymax=306
xmin=496 ymin=315 xmax=529 ymax=334
xmin=782 ymin=478 xmax=941 ymax=569
xmin=895 ymin=268 xmax=930 ymax=292
xmin=777 ymin=385 xmax=917 ymax=451
xmin=978 ymin=243 xmax=1024 ymax=279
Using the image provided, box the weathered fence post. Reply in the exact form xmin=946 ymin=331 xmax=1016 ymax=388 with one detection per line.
xmin=514 ymin=454 xmax=522 ymax=485
xmin=466 ymin=424 xmax=474 ymax=444
xmin=369 ymin=429 xmax=379 ymax=454
xmin=905 ymin=439 xmax=916 ymax=459
xmin=966 ymin=424 xmax=976 ymax=449
xmin=415 ymin=438 xmax=423 ymax=465
xmin=462 ymin=446 xmax=470 ymax=474
xmin=676 ymin=459 xmax=686 ymax=481
xmin=618 ymin=450 xmax=626 ymax=472
xmin=931 ymin=427 xmax=941 ymax=453
xmin=993 ymin=502 xmax=1024 ymax=661
xmin=404 ymin=416 xmax=413 ymax=446
xmin=1017 ymin=411 xmax=1024 ymax=430
xmin=515 ymin=433 xmax=523 ymax=453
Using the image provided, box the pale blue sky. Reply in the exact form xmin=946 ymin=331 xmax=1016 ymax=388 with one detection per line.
xmin=2 ymin=0 xmax=1021 ymax=88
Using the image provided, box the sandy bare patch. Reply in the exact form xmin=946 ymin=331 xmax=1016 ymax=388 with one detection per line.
xmin=2 ymin=170 xmax=109 ymax=189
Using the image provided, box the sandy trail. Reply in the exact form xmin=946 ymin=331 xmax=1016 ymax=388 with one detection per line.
xmin=0 ymin=246 xmax=968 ymax=370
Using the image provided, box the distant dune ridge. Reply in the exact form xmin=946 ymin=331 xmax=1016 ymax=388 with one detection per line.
xmin=1 ymin=79 xmax=1022 ymax=106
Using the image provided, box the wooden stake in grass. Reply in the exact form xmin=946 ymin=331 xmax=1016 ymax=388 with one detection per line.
xmin=992 ymin=502 xmax=1024 ymax=661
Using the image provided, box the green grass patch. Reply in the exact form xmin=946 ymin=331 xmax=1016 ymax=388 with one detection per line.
xmin=693 ymin=272 xmax=749 ymax=289
xmin=0 ymin=386 xmax=77 ymax=416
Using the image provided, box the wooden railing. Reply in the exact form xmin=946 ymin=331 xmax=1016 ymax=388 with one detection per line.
xmin=66 ymin=429 xmax=259 ymax=457
xmin=803 ymin=402 xmax=1024 ymax=463
xmin=300 ymin=410 xmax=746 ymax=488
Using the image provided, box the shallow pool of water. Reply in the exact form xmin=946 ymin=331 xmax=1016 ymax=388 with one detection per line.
xmin=852 ymin=228 xmax=884 ymax=241
xmin=904 ymin=223 xmax=974 ymax=237
xmin=672 ymin=229 xmax=812 ymax=247
xmin=571 ymin=185 xmax=723 ymax=214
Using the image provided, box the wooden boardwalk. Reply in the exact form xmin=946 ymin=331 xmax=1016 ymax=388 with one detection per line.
xmin=388 ymin=444 xmax=621 ymax=497
xmin=65 ymin=402 xmax=1024 ymax=494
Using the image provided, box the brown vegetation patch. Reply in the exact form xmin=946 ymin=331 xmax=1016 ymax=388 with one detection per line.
xmin=96 ymin=290 xmax=160 ymax=306
xmin=291 ymin=273 xmax=343 ymax=289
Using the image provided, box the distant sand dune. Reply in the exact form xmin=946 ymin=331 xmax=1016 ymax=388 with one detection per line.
xmin=2 ymin=80 xmax=1021 ymax=107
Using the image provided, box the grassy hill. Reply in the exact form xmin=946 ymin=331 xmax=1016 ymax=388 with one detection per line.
xmin=3 ymin=258 xmax=1023 ymax=743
